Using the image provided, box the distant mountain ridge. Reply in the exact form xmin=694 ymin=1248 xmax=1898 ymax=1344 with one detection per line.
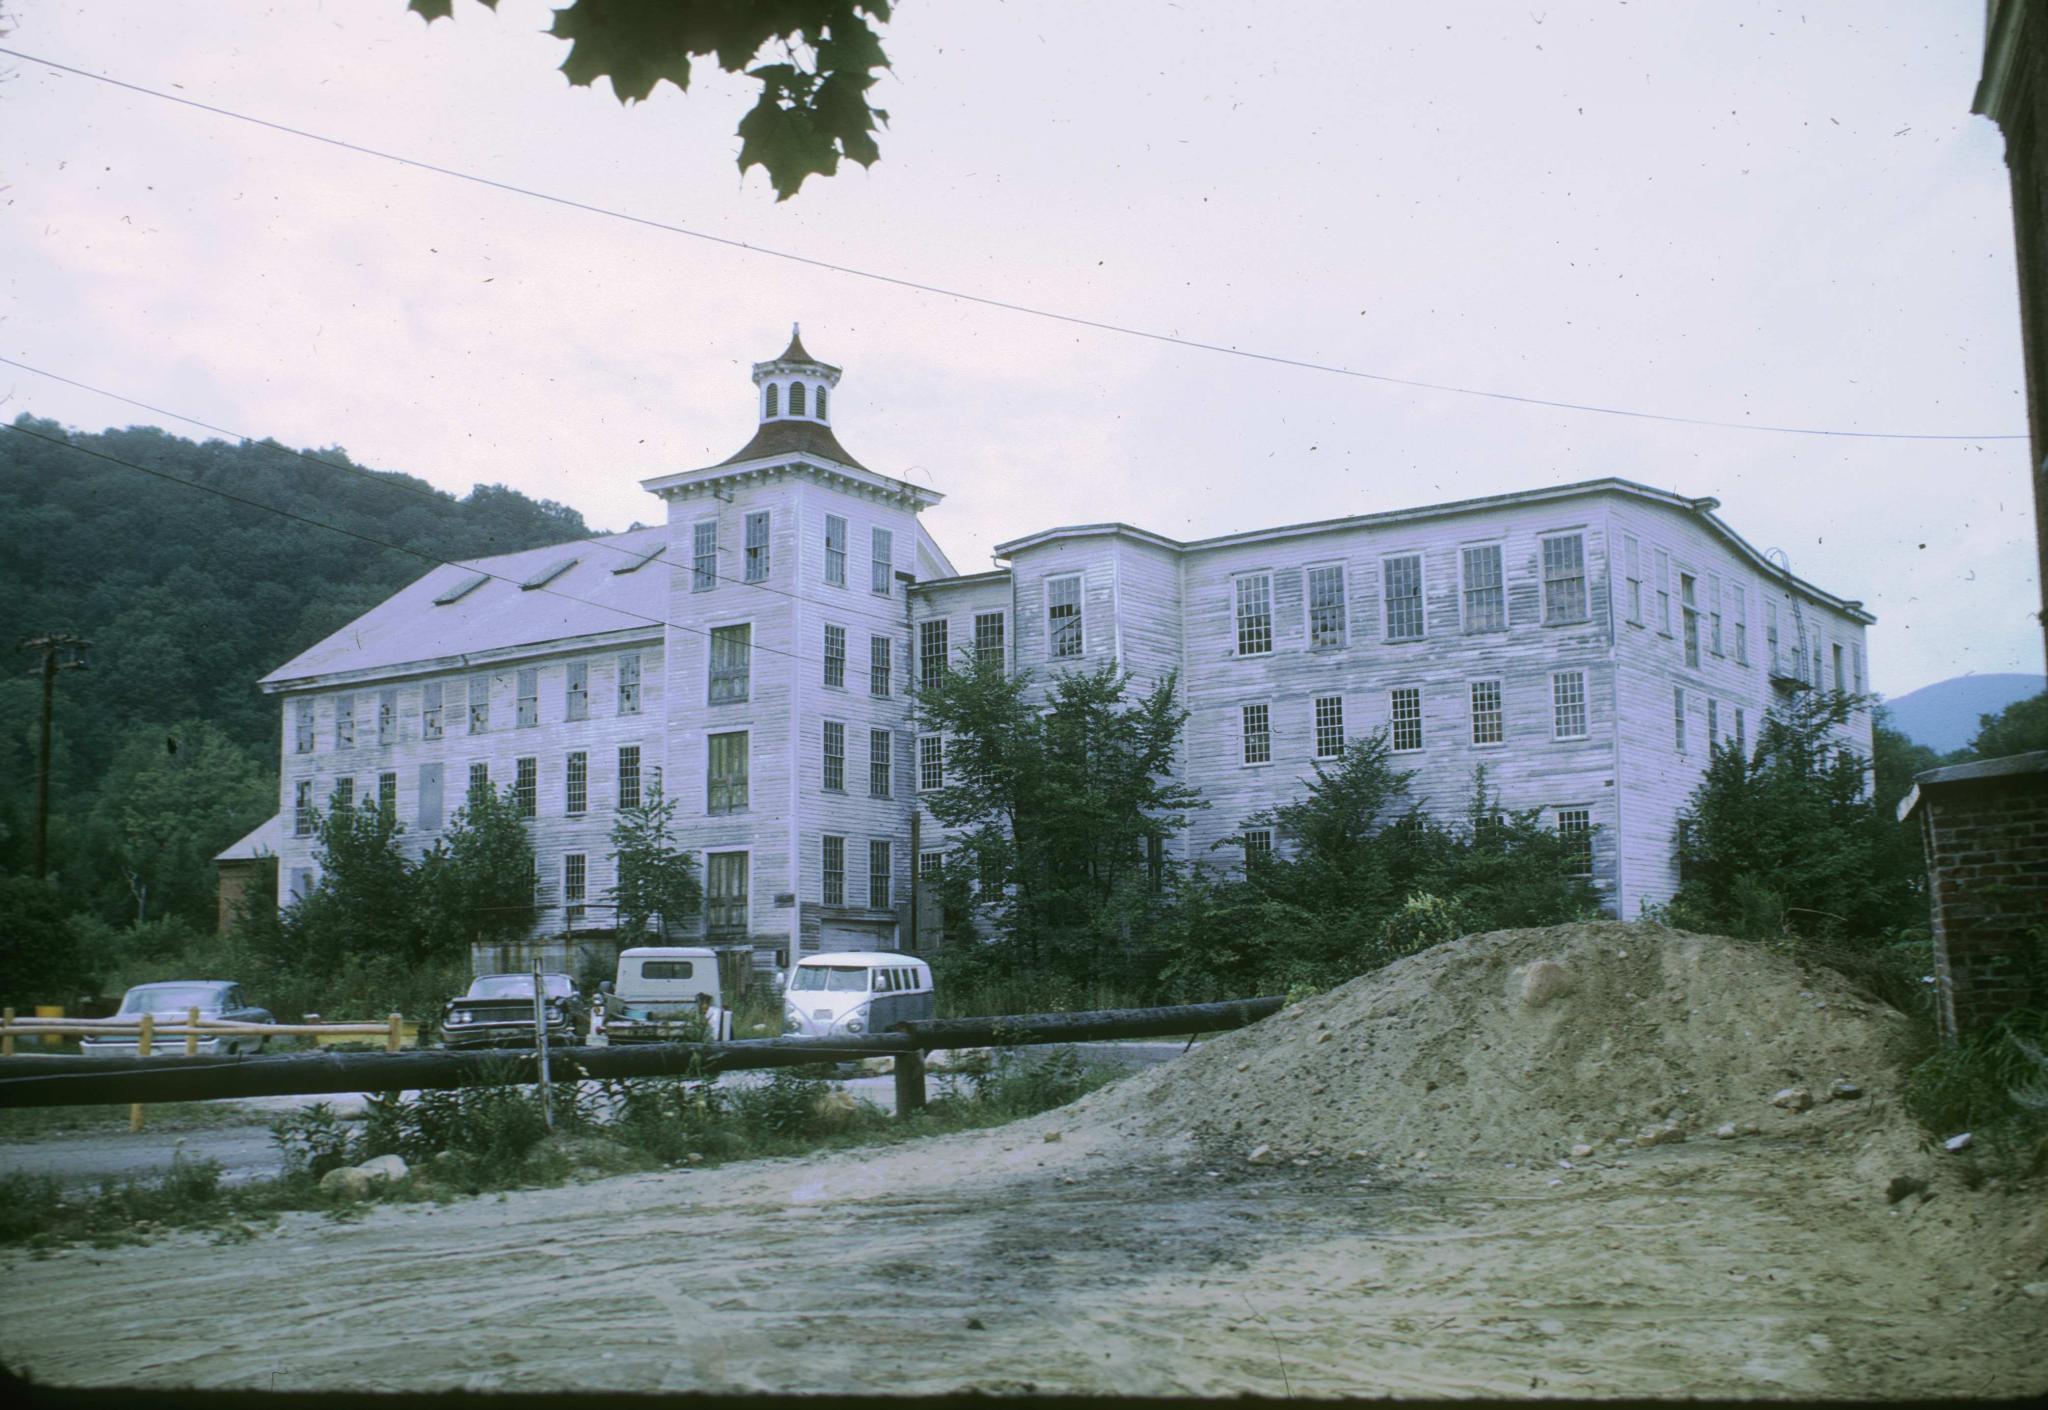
xmin=1883 ymin=673 xmax=2047 ymax=754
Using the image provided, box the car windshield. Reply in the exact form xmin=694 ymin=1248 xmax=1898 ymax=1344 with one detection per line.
xmin=790 ymin=965 xmax=870 ymax=993
xmin=468 ymin=975 xmax=570 ymax=999
xmin=123 ymin=985 xmax=228 ymax=1014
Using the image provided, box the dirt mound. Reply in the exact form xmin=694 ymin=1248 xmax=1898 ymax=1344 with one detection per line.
xmin=1080 ymin=920 xmax=1925 ymax=1165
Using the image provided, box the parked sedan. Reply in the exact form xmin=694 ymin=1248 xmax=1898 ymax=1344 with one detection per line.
xmin=438 ymin=973 xmax=587 ymax=1049
xmin=79 ymin=981 xmax=273 ymax=1057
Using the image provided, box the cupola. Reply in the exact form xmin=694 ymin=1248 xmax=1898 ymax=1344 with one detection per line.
xmin=752 ymin=324 xmax=841 ymax=427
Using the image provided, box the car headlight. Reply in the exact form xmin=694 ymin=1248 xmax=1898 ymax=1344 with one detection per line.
xmin=842 ymin=1016 xmax=865 ymax=1034
xmin=448 ymin=1012 xmax=470 ymax=1026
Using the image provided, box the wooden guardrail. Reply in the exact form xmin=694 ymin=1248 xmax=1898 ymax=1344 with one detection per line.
xmin=0 ymin=997 xmax=1283 ymax=1116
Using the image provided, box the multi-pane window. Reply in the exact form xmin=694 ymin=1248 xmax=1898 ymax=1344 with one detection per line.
xmin=517 ymin=668 xmax=539 ymax=728
xmin=1307 ymin=564 xmax=1347 ymax=649
xmin=823 ymin=623 xmax=846 ymax=688
xmin=334 ymin=777 xmax=355 ymax=813
xmin=1390 ymin=686 xmax=1424 ymax=752
xmin=335 ymin=695 xmax=356 ymax=750
xmin=378 ymin=771 xmax=397 ymax=816
xmin=919 ymin=619 xmax=950 ymax=689
xmin=514 ymin=757 xmax=537 ymax=818
xmin=707 ymin=731 xmax=749 ymax=815
xmin=1708 ymin=574 xmax=1724 ymax=655
xmin=869 ymin=728 xmax=893 ymax=798
xmin=468 ymin=761 xmax=491 ymax=808
xmin=919 ymin=850 xmax=945 ymax=886
xmin=1241 ymin=703 xmax=1271 ymax=765
xmin=1383 ymin=555 xmax=1424 ymax=641
xmin=974 ymin=611 xmax=1006 ymax=668
xmin=1243 ymin=828 xmax=1274 ymax=866
xmin=1706 ymin=698 xmax=1719 ymax=746
xmin=419 ymin=763 xmax=443 ymax=831
xmin=693 ymin=520 xmax=718 ymax=591
xmin=869 ymin=840 xmax=892 ymax=910
xmin=421 ymin=683 xmax=443 ymax=740
xmin=1680 ymin=575 xmax=1700 ymax=668
xmin=1556 ymin=808 xmax=1593 ymax=878
xmin=823 ymin=721 xmax=846 ymax=791
xmin=563 ymin=853 xmax=587 ymax=928
xmin=709 ymin=624 xmax=751 ymax=704
xmin=1235 ymin=574 xmax=1274 ymax=656
xmin=706 ymin=852 xmax=748 ymax=937
xmin=1812 ymin=643 xmax=1822 ymax=688
xmin=744 ymin=511 xmax=770 ymax=582
xmin=565 ymin=751 xmax=588 ymax=815
xmin=869 ymin=635 xmax=892 ymax=696
xmin=871 ymin=527 xmax=893 ymax=595
xmin=1656 ymin=548 xmax=1672 ymax=633
xmin=1552 ymin=671 xmax=1588 ymax=740
xmin=1673 ymin=686 xmax=1688 ymax=752
xmin=824 ymin=514 xmax=847 ymax=586
xmin=1313 ymin=695 xmax=1345 ymax=759
xmin=1733 ymin=586 xmax=1749 ymax=665
xmin=378 ymin=690 xmax=397 ymax=746
xmin=469 ymin=676 xmax=491 ymax=734
xmin=919 ymin=734 xmax=944 ymax=792
xmin=1047 ymin=575 xmax=1083 ymax=657
xmin=1734 ymin=707 xmax=1747 ymax=757
xmin=294 ymin=780 xmax=315 ymax=836
xmin=1624 ymin=535 xmax=1643 ymax=625
xmin=1541 ymin=534 xmax=1588 ymax=624
xmin=1766 ymin=603 xmax=1781 ymax=674
xmin=617 ymin=745 xmax=642 ymax=809
xmin=822 ymin=835 xmax=846 ymax=905
xmin=618 ymin=653 xmax=641 ymax=715
xmin=1471 ymin=679 xmax=1504 ymax=746
xmin=565 ymin=662 xmax=589 ymax=721
xmin=1461 ymin=544 xmax=1505 ymax=633
xmin=295 ymin=701 xmax=315 ymax=754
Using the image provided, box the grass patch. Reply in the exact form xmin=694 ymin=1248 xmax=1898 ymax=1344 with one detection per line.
xmin=1904 ymin=1008 xmax=2048 ymax=1178
xmin=5 ymin=1046 xmax=1125 ymax=1251
xmin=0 ymin=1101 xmax=274 ymax=1142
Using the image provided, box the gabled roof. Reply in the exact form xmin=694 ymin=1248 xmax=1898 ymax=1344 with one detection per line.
xmin=260 ymin=525 xmax=668 ymax=690
xmin=215 ymin=814 xmax=282 ymax=863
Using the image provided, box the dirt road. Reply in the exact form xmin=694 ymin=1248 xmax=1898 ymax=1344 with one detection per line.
xmin=2 ymin=1111 xmax=2040 ymax=1397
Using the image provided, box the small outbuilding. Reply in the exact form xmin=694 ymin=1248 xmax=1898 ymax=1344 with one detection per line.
xmin=213 ymin=814 xmax=282 ymax=933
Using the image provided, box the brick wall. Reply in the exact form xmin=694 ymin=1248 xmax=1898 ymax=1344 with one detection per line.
xmin=1914 ymin=763 xmax=2048 ymax=1039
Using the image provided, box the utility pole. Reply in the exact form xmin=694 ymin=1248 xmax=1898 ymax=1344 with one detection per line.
xmin=20 ymin=634 xmax=90 ymax=881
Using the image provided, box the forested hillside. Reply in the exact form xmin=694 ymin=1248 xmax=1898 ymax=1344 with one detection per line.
xmin=0 ymin=415 xmax=600 ymax=928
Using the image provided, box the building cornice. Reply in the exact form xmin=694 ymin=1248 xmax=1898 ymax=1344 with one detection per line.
xmin=641 ymin=455 xmax=942 ymax=511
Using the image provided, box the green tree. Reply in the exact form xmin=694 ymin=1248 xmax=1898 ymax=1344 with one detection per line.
xmin=410 ymin=0 xmax=895 ymax=199
xmin=419 ymin=784 xmax=540 ymax=950
xmin=285 ymin=789 xmax=421 ymax=973
xmin=915 ymin=656 xmax=1202 ymax=983
xmin=1965 ymin=691 xmax=2048 ymax=760
xmin=0 ymin=875 xmax=91 ymax=1004
xmin=607 ymin=787 xmax=702 ymax=940
xmin=90 ymin=720 xmax=274 ymax=927
xmin=1673 ymin=690 xmax=1920 ymax=941
xmin=1872 ymin=707 xmax=1943 ymax=819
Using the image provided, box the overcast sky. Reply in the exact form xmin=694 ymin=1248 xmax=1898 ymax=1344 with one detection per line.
xmin=2 ymin=0 xmax=2037 ymax=698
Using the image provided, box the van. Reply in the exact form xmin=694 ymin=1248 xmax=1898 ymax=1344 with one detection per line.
xmin=590 ymin=946 xmax=740 ymax=1044
xmin=782 ymin=952 xmax=934 ymax=1038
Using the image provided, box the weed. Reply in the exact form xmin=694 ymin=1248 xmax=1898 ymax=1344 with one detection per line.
xmin=1905 ymin=1008 xmax=2048 ymax=1176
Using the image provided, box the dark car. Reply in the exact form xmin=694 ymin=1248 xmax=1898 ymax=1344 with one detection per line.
xmin=438 ymin=973 xmax=587 ymax=1049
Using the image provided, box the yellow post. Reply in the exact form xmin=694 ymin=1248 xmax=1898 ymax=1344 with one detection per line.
xmin=131 ymin=1011 xmax=153 ymax=1132
xmin=386 ymin=1013 xmax=403 ymax=1053
xmin=185 ymin=1005 xmax=200 ymax=1057
xmin=2 ymin=1007 xmax=14 ymax=1058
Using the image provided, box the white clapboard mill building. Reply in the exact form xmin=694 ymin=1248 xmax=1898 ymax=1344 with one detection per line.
xmin=256 ymin=330 xmax=1874 ymax=970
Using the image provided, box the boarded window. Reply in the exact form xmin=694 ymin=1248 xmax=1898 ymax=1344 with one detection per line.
xmin=566 ymin=751 xmax=588 ymax=815
xmin=871 ymin=527 xmax=893 ymax=595
xmin=869 ymin=635 xmax=893 ymax=696
xmin=1553 ymin=671 xmax=1588 ymax=740
xmin=1383 ymin=555 xmax=1424 ymax=641
xmin=1307 ymin=564 xmax=1347 ymax=648
xmin=617 ymin=745 xmax=641 ymax=810
xmin=974 ymin=611 xmax=1006 ymax=668
xmin=823 ymin=721 xmax=846 ymax=791
xmin=869 ymin=840 xmax=892 ymax=910
xmin=618 ymin=653 xmax=641 ymax=714
xmin=709 ymin=624 xmax=751 ymax=704
xmin=706 ymin=852 xmax=748 ymax=937
xmin=1314 ymin=695 xmax=1345 ymax=759
xmin=1390 ymin=686 xmax=1423 ymax=752
xmin=1833 ymin=643 xmax=1846 ymax=691
xmin=1047 ymin=574 xmax=1084 ymax=658
xmin=418 ymin=763 xmax=443 ymax=831
xmin=1471 ymin=679 xmax=1504 ymax=746
xmin=514 ymin=757 xmax=537 ymax=818
xmin=870 ymin=729 xmax=893 ymax=798
xmin=745 ymin=511 xmax=770 ymax=582
xmin=708 ymin=731 xmax=749 ymax=815
xmin=693 ymin=520 xmax=718 ymax=591
xmin=1235 ymin=574 xmax=1274 ymax=655
xmin=1461 ymin=544 xmax=1505 ymax=632
xmin=920 ymin=619 xmax=950 ymax=690
xmin=1242 ymin=703 xmax=1271 ymax=765
xmin=824 ymin=514 xmax=847 ymax=586
xmin=823 ymin=623 xmax=846 ymax=688
xmin=1542 ymin=534 xmax=1588 ymax=624
xmin=517 ymin=668 xmax=539 ymax=727
xmin=822 ymin=835 xmax=846 ymax=905
xmin=565 ymin=662 xmax=589 ymax=721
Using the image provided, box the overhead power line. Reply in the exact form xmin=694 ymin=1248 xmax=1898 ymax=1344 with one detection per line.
xmin=0 ymin=420 xmax=902 ymax=689
xmin=1 ymin=44 xmax=2027 ymax=446
xmin=0 ymin=353 xmax=920 ymax=637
